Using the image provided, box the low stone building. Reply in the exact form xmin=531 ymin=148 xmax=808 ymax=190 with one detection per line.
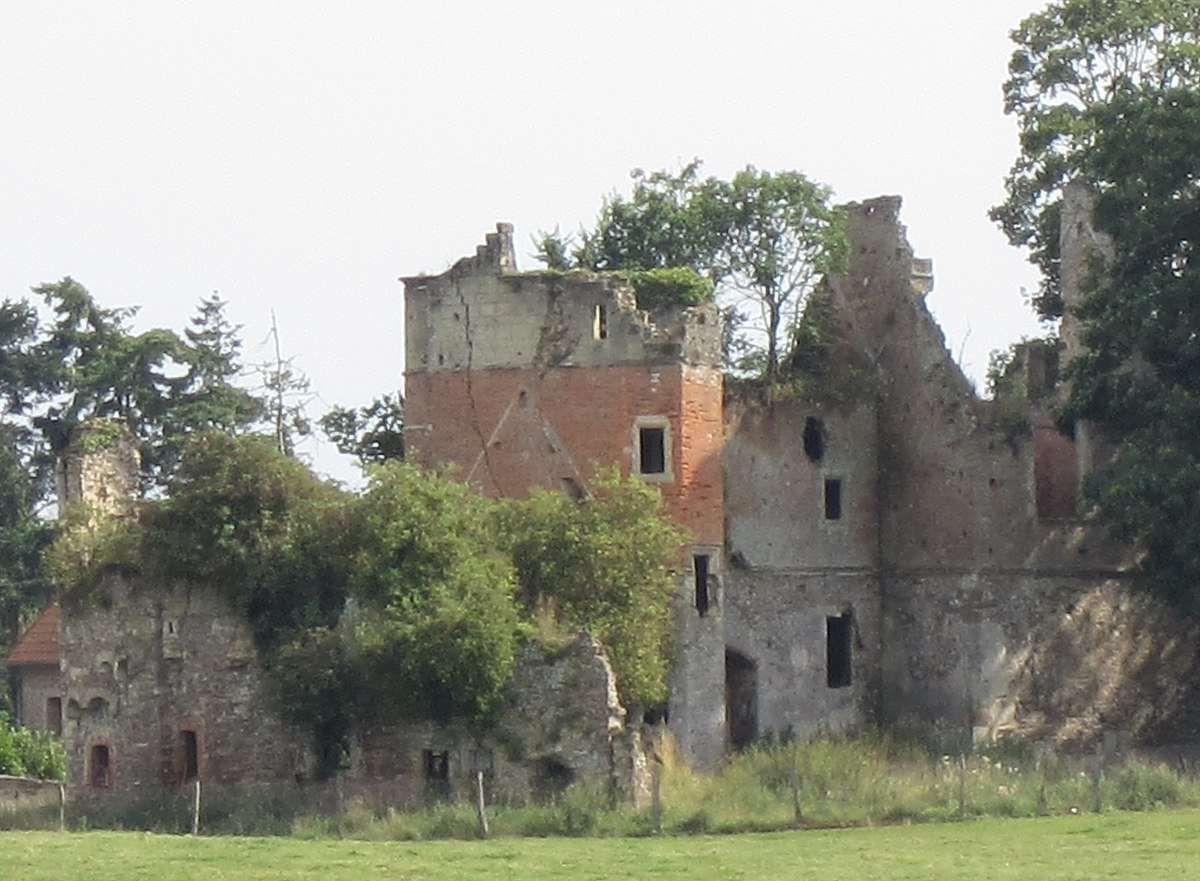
xmin=6 ymin=603 xmax=63 ymax=735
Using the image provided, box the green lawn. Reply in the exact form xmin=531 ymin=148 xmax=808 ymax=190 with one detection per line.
xmin=2 ymin=809 xmax=1197 ymax=881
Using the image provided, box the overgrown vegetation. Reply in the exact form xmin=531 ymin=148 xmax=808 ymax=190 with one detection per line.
xmin=47 ymin=435 xmax=685 ymax=775
xmin=0 ymin=711 xmax=64 ymax=780
xmin=499 ymin=470 xmax=686 ymax=707
xmin=536 ymin=160 xmax=847 ymax=386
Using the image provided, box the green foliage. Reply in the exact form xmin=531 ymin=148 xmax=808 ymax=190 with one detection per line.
xmin=991 ymin=0 xmax=1200 ymax=318
xmin=531 ymin=227 xmax=576 ymax=272
xmin=548 ymin=160 xmax=846 ymax=384
xmin=138 ymin=433 xmax=351 ymax=647
xmin=348 ymin=462 xmax=519 ymax=725
xmin=318 ymin=393 xmax=404 ymax=468
xmin=628 ymin=268 xmax=714 ymax=312
xmin=500 ymin=469 xmax=686 ymax=707
xmin=575 ymin=160 xmax=727 ymax=276
xmin=1059 ymin=88 xmax=1200 ymax=612
xmin=0 ymin=426 xmax=53 ymax=663
xmin=42 ymin=505 xmax=142 ymax=594
xmin=156 ymin=295 xmax=265 ymax=477
xmin=0 ymin=712 xmax=65 ymax=780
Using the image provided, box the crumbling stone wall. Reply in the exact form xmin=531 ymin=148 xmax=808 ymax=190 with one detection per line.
xmin=812 ymin=195 xmax=1200 ymax=748
xmin=60 ymin=573 xmax=310 ymax=807
xmin=61 ymin=574 xmax=646 ymax=810
xmin=0 ymin=775 xmax=60 ymax=816
xmin=345 ymin=635 xmax=646 ymax=808
xmin=403 ymin=224 xmax=725 ymax=546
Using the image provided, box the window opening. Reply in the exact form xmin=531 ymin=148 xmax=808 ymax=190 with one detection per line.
xmin=89 ymin=744 xmax=111 ymax=787
xmin=593 ymin=304 xmax=608 ymax=340
xmin=423 ymin=749 xmax=450 ymax=800
xmin=824 ymin=477 xmax=843 ymax=520
xmin=638 ymin=427 xmax=666 ymax=474
xmin=46 ymin=697 xmax=62 ymax=736
xmin=725 ymin=649 xmax=758 ymax=751
xmin=826 ymin=611 xmax=853 ymax=688
xmin=693 ymin=554 xmax=711 ymax=616
xmin=532 ymin=757 xmax=575 ymax=801
xmin=181 ymin=730 xmax=199 ymax=782
xmin=803 ymin=417 xmax=825 ymax=462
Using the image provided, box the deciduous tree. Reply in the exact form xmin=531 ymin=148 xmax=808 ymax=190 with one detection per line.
xmin=1063 ymin=88 xmax=1200 ymax=613
xmin=991 ymin=0 xmax=1200 ymax=318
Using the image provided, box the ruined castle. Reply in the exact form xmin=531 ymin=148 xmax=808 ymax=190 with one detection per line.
xmin=8 ymin=190 xmax=1200 ymax=807
xmin=401 ymin=191 xmax=1200 ymax=769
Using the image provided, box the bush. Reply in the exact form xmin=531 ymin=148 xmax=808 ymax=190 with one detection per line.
xmin=0 ymin=713 xmax=65 ymax=780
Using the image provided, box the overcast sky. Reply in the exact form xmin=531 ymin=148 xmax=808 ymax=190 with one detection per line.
xmin=2 ymin=1 xmax=1050 ymax=484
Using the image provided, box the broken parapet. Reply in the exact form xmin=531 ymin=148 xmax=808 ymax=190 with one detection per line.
xmin=403 ymin=224 xmax=723 ymax=373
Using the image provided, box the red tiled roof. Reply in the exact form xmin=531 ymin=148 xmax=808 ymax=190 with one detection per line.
xmin=6 ymin=603 xmax=60 ymax=667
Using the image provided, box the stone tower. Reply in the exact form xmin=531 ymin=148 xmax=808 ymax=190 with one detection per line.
xmin=402 ymin=224 xmax=729 ymax=765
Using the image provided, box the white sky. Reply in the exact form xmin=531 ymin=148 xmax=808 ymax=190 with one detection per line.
xmin=1 ymin=1 xmax=1051 ymax=485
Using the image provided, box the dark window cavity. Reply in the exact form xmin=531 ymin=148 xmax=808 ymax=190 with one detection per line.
xmin=803 ymin=417 xmax=825 ymax=462
xmin=181 ymin=730 xmax=200 ymax=782
xmin=824 ymin=477 xmax=843 ymax=520
xmin=45 ymin=697 xmax=62 ymax=736
xmin=826 ymin=612 xmax=853 ymax=688
xmin=89 ymin=744 xmax=111 ymax=787
xmin=694 ymin=554 xmax=711 ymax=616
xmin=639 ymin=426 xmax=666 ymax=474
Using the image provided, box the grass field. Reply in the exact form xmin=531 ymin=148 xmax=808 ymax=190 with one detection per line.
xmin=2 ymin=808 xmax=1198 ymax=881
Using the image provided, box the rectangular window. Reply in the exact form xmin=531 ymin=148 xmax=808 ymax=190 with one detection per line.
xmin=639 ymin=427 xmax=666 ymax=474
xmin=826 ymin=613 xmax=853 ymax=689
xmin=593 ymin=304 xmax=608 ymax=340
xmin=89 ymin=744 xmax=111 ymax=787
xmin=693 ymin=554 xmax=711 ymax=616
xmin=46 ymin=697 xmax=62 ymax=736
xmin=824 ymin=477 xmax=843 ymax=520
xmin=423 ymin=748 xmax=450 ymax=800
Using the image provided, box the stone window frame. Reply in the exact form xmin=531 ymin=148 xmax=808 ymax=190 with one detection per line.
xmin=176 ymin=716 xmax=205 ymax=784
xmin=632 ymin=416 xmax=674 ymax=484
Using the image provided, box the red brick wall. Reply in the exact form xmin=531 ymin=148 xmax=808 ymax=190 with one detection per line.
xmin=406 ymin=363 xmax=724 ymax=546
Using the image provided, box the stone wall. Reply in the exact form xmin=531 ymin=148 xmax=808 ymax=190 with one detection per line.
xmin=0 ymin=775 xmax=60 ymax=816
xmin=343 ymin=636 xmax=646 ymax=809
xmin=61 ymin=573 xmax=647 ymax=810
xmin=60 ymin=573 xmax=310 ymax=808
xmin=12 ymin=665 xmax=60 ymax=734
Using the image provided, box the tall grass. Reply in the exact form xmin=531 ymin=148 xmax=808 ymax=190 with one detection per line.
xmin=9 ymin=735 xmax=1199 ymax=838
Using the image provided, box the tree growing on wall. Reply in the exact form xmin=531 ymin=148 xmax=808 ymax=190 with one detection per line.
xmin=990 ymin=0 xmax=1200 ymax=318
xmin=540 ymin=162 xmax=847 ymax=385
xmin=499 ymin=469 xmax=686 ymax=708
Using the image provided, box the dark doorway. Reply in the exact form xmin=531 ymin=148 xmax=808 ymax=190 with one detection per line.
xmin=180 ymin=730 xmax=199 ymax=782
xmin=725 ymin=648 xmax=758 ymax=751
xmin=826 ymin=611 xmax=853 ymax=688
